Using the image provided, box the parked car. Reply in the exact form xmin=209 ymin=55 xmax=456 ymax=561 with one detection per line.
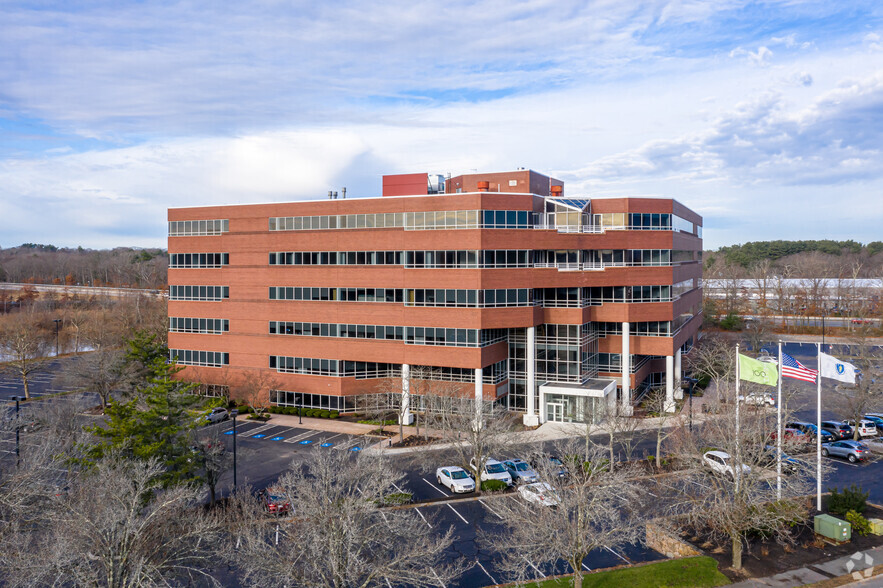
xmin=258 ymin=488 xmax=291 ymax=515
xmin=786 ymin=421 xmax=835 ymax=443
xmin=436 ymin=466 xmax=475 ymax=493
xmin=517 ymin=482 xmax=560 ymax=507
xmin=768 ymin=428 xmax=811 ymax=449
xmin=756 ymin=354 xmax=777 ymax=364
xmin=739 ymin=392 xmax=775 ymax=407
xmin=821 ymin=421 xmax=853 ymax=440
xmin=502 ymin=459 xmax=540 ymax=485
xmin=842 ymin=419 xmax=877 ymax=438
xmin=204 ymin=407 xmax=229 ymax=424
xmin=469 ymin=458 xmax=513 ymax=486
xmin=862 ymin=414 xmax=883 ymax=429
xmin=822 ymin=440 xmax=870 ymax=463
xmin=703 ymin=450 xmax=751 ymax=478
xmin=747 ymin=445 xmax=801 ymax=475
xmin=541 ymin=455 xmax=569 ymax=479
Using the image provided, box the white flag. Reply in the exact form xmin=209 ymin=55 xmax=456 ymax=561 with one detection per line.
xmin=819 ymin=352 xmax=857 ymax=384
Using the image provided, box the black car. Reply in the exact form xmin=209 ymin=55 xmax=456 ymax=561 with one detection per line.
xmin=787 ymin=421 xmax=836 ymax=443
xmin=821 ymin=421 xmax=853 ymax=440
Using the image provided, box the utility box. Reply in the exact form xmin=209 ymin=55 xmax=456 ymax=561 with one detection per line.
xmin=815 ymin=514 xmax=852 ymax=541
xmin=868 ymin=518 xmax=883 ymax=535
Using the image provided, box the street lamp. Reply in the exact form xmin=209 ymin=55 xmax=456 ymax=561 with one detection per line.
xmin=681 ymin=377 xmax=698 ymax=432
xmin=230 ymin=409 xmax=238 ymax=488
xmin=53 ymin=318 xmax=61 ymax=357
xmin=297 ymin=393 xmax=302 ymax=425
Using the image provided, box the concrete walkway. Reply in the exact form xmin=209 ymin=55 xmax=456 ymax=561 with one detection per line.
xmin=728 ymin=545 xmax=883 ymax=587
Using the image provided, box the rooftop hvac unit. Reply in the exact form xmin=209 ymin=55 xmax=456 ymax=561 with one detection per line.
xmin=428 ymin=174 xmax=445 ymax=194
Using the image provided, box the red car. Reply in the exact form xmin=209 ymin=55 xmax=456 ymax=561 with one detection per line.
xmin=258 ymin=488 xmax=291 ymax=515
xmin=768 ymin=428 xmax=811 ymax=450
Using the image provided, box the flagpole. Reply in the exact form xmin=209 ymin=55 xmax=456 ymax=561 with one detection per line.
xmin=777 ymin=340 xmax=783 ymax=501
xmin=817 ymin=342 xmax=822 ymax=512
xmin=735 ymin=343 xmax=741 ymax=493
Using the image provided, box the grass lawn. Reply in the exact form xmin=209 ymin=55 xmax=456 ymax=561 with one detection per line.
xmin=534 ymin=557 xmax=731 ymax=588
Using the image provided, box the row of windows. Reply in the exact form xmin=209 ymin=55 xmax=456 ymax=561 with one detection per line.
xmin=406 ymin=288 xmax=532 ymax=308
xmin=269 ymin=210 xmax=536 ymax=232
xmin=168 ymin=219 xmax=229 ymax=236
xmin=169 ymin=253 xmax=229 ymax=268
xmin=266 ymin=249 xmax=694 ymax=269
xmin=169 ymin=349 xmax=229 ymax=367
xmin=269 ymin=321 xmax=507 ymax=347
xmin=270 ymin=287 xmax=403 ymax=303
xmin=269 ymin=390 xmax=352 ymax=411
xmin=595 ymin=321 xmax=673 ymax=337
xmin=169 ymin=317 xmax=229 ymax=334
xmin=169 ymin=285 xmax=229 ymax=301
xmin=269 ymin=356 xmax=508 ymax=384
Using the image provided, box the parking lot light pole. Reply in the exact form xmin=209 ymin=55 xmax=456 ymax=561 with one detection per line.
xmin=53 ymin=318 xmax=61 ymax=357
xmin=231 ymin=409 xmax=238 ymax=488
xmin=297 ymin=393 xmax=302 ymax=425
xmin=681 ymin=377 xmax=697 ymax=433
xmin=13 ymin=396 xmax=20 ymax=466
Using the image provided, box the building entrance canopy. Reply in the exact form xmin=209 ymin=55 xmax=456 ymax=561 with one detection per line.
xmin=539 ymin=379 xmax=617 ymax=425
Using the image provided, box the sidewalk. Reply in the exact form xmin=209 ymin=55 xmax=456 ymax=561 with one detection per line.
xmin=728 ymin=545 xmax=883 ymax=587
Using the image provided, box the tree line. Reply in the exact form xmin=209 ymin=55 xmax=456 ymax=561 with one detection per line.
xmin=706 ymin=240 xmax=883 ymax=274
xmin=0 ymin=244 xmax=167 ymax=290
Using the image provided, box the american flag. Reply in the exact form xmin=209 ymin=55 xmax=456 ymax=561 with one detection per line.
xmin=781 ymin=352 xmax=818 ymax=383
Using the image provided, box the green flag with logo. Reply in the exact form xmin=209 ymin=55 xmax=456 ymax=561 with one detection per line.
xmin=738 ymin=353 xmax=778 ymax=386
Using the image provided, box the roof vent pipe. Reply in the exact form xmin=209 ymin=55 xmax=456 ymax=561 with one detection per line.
xmin=341 ymin=187 xmax=346 ymax=199
xmin=328 ymin=190 xmax=334 ymax=200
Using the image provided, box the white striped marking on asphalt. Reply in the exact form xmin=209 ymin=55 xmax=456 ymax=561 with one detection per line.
xmin=422 ymin=477 xmax=450 ymax=497
xmin=446 ymin=504 xmax=468 ymax=524
xmin=414 ymin=508 xmax=432 ymax=528
xmin=582 ymin=562 xmax=592 ymax=572
xmin=476 ymin=561 xmax=497 ymax=585
xmin=431 ymin=568 xmax=447 ymax=588
xmin=522 ymin=556 xmax=545 ymax=578
xmin=605 ymin=546 xmax=629 ymax=564
xmin=385 ymin=578 xmax=392 ymax=588
xmin=241 ymin=424 xmax=275 ymax=437
xmin=284 ymin=430 xmax=319 ymax=443
xmin=478 ymin=498 xmax=504 ymax=520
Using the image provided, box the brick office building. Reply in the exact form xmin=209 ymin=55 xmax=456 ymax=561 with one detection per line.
xmin=167 ymin=169 xmax=702 ymax=425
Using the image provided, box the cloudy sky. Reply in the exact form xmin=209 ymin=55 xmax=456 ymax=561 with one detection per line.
xmin=1 ymin=0 xmax=882 ymax=250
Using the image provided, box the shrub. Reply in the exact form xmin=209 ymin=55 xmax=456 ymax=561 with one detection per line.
xmin=268 ymin=406 xmax=279 ymax=414
xmin=481 ymin=480 xmax=509 ymax=492
xmin=308 ymin=409 xmax=319 ymax=418
xmin=320 ymin=410 xmax=331 ymax=418
xmin=329 ymin=411 xmax=339 ymax=419
xmin=829 ymin=484 xmax=868 ymax=515
xmin=381 ymin=492 xmax=413 ymax=506
xmin=298 ymin=408 xmax=307 ymax=416
xmin=846 ymin=510 xmax=872 ymax=536
xmin=236 ymin=405 xmax=251 ymax=414
xmin=719 ymin=313 xmax=742 ymax=331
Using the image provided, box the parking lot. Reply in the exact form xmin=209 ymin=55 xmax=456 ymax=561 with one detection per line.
xmin=0 ymin=358 xmax=79 ymax=401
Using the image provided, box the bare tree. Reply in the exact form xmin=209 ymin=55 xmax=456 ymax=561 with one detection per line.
xmin=483 ymin=438 xmax=645 ymax=588
xmin=0 ymin=312 xmax=52 ymax=399
xmin=595 ymin=401 xmax=642 ymax=465
xmin=236 ymin=369 xmax=282 ymax=419
xmin=225 ymin=448 xmax=468 ymax=587
xmin=835 ymin=324 xmax=883 ymax=441
xmin=191 ymin=427 xmax=233 ymax=506
xmin=3 ymin=455 xmax=223 ymax=588
xmin=644 ymin=387 xmax=686 ymax=470
xmin=58 ymin=347 xmax=131 ymax=411
xmin=422 ymin=393 xmax=519 ymax=489
xmin=662 ymin=385 xmax=816 ymax=570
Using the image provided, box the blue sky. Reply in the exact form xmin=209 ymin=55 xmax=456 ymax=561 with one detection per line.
xmin=1 ymin=0 xmax=882 ymax=249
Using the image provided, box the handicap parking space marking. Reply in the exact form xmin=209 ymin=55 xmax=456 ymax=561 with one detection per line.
xmin=320 ymin=442 xmax=334 ymax=448
xmin=270 ymin=436 xmax=286 ymax=441
xmin=298 ymin=439 xmax=314 ymax=445
xmin=350 ymin=446 xmax=362 ymax=451
xmin=252 ymin=434 xmax=266 ymax=439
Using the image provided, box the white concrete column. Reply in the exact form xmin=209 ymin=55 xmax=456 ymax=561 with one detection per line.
xmin=523 ymin=326 xmax=539 ymax=427
xmin=664 ymin=355 xmax=676 ymax=413
xmin=400 ymin=364 xmax=414 ymax=425
xmin=674 ymin=348 xmax=683 ymax=400
xmin=474 ymin=367 xmax=484 ymax=430
xmin=621 ymin=321 xmax=633 ymax=416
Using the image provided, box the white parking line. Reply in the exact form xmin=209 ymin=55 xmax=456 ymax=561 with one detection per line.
xmin=582 ymin=562 xmax=592 ymax=572
xmin=478 ymin=498 xmax=504 ymax=520
xmin=422 ymin=477 xmax=450 ymax=497
xmin=476 ymin=561 xmax=497 ymax=585
xmin=605 ymin=546 xmax=629 ymax=564
xmin=414 ymin=508 xmax=432 ymax=528
xmin=431 ymin=568 xmax=447 ymax=588
xmin=522 ymin=555 xmax=545 ymax=578
xmin=446 ymin=504 xmax=468 ymax=524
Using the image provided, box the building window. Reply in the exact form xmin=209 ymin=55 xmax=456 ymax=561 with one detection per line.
xmin=169 ymin=253 xmax=229 ymax=268
xmin=169 ymin=317 xmax=229 ymax=334
xmin=169 ymin=349 xmax=229 ymax=367
xmin=169 ymin=285 xmax=229 ymax=301
xmin=169 ymin=219 xmax=229 ymax=236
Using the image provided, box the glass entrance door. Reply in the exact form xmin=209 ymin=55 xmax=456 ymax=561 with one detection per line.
xmin=546 ymin=402 xmax=564 ymax=422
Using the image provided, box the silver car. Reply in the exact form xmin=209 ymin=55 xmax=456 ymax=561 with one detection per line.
xmin=502 ymin=459 xmax=539 ymax=484
xmin=204 ymin=407 xmax=229 ymax=424
xmin=822 ymin=440 xmax=870 ymax=463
